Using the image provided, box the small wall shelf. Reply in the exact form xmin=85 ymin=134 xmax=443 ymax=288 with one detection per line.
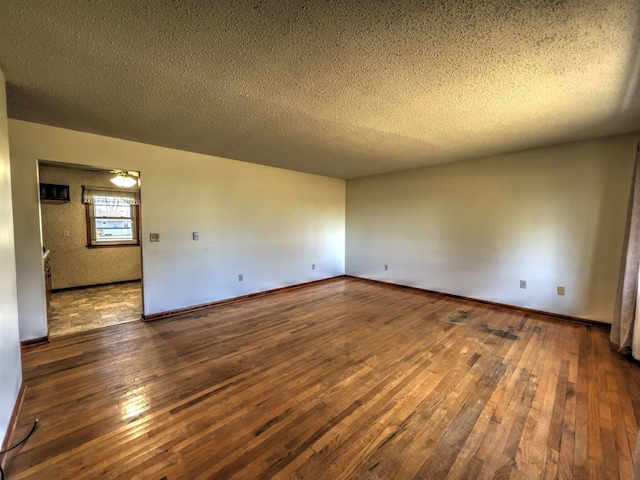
xmin=40 ymin=183 xmax=70 ymax=204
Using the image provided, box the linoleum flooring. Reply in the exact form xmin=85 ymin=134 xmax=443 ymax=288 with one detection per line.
xmin=47 ymin=281 xmax=142 ymax=337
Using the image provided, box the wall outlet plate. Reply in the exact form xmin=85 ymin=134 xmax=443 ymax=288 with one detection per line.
xmin=238 ymin=274 xmax=243 ymax=282
xmin=193 ymin=232 xmax=199 ymax=241
xmin=312 ymin=264 xmax=315 ymax=270
xmin=557 ymin=286 xmax=565 ymax=296
xmin=520 ymin=280 xmax=526 ymax=289
xmin=384 ymin=264 xmax=389 ymax=271
xmin=149 ymin=233 xmax=160 ymax=242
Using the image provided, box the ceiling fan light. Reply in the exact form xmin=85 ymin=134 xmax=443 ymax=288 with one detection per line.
xmin=110 ymin=173 xmax=138 ymax=188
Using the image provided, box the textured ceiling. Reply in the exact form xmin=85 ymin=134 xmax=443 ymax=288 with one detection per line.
xmin=1 ymin=1 xmax=639 ymax=179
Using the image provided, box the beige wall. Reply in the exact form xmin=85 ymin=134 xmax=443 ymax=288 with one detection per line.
xmin=10 ymin=120 xmax=346 ymax=340
xmin=39 ymin=165 xmax=142 ymax=289
xmin=0 ymin=70 xmax=22 ymax=444
xmin=12 ymin=120 xmax=636 ymax=341
xmin=346 ymin=133 xmax=639 ymax=323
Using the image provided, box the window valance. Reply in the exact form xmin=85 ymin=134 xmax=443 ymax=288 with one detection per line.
xmin=82 ymin=186 xmax=140 ymax=206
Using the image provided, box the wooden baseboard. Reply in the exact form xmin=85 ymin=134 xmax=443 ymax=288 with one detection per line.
xmin=143 ymin=276 xmax=344 ymax=321
xmin=20 ymin=336 xmax=49 ymax=347
xmin=51 ymin=279 xmax=141 ymax=293
xmin=143 ymin=274 xmax=609 ymax=328
xmin=1 ymin=382 xmax=26 ymax=471
xmin=345 ymin=275 xmax=610 ymax=329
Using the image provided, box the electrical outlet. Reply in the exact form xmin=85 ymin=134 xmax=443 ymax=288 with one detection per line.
xmin=63 ymin=230 xmax=69 ymax=237
xmin=557 ymin=286 xmax=565 ymax=296
xmin=149 ymin=233 xmax=160 ymax=242
xmin=193 ymin=232 xmax=199 ymax=241
xmin=238 ymin=274 xmax=243 ymax=282
xmin=312 ymin=264 xmax=315 ymax=270
xmin=520 ymin=280 xmax=526 ymax=289
xmin=384 ymin=264 xmax=389 ymax=271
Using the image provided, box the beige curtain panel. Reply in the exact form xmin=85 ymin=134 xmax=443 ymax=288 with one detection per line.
xmin=611 ymin=144 xmax=640 ymax=354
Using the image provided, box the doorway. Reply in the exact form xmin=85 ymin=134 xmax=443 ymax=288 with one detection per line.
xmin=38 ymin=160 xmax=143 ymax=337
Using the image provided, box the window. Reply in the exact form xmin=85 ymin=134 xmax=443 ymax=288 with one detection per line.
xmin=83 ymin=187 xmax=140 ymax=247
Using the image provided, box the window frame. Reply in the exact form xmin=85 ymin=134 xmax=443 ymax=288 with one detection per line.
xmin=84 ymin=192 xmax=141 ymax=249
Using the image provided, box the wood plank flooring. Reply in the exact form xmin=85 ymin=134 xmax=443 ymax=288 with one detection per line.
xmin=6 ymin=277 xmax=640 ymax=479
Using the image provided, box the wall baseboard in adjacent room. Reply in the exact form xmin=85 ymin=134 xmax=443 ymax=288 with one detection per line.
xmin=20 ymin=336 xmax=49 ymax=347
xmin=143 ymin=276 xmax=344 ymax=322
xmin=1 ymin=382 xmax=26 ymax=471
xmin=51 ymin=278 xmax=142 ymax=293
xmin=346 ymin=275 xmax=611 ymax=329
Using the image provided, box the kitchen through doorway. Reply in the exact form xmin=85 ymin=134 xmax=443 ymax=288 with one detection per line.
xmin=39 ymin=160 xmax=143 ymax=337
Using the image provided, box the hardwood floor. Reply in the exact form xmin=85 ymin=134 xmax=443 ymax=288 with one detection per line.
xmin=6 ymin=277 xmax=640 ymax=479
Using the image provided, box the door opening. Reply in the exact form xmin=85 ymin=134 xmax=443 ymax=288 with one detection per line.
xmin=37 ymin=160 xmax=144 ymax=337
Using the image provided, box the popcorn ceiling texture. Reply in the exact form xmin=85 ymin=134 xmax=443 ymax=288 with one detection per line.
xmin=1 ymin=0 xmax=639 ymax=179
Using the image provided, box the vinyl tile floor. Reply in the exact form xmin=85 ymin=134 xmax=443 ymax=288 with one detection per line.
xmin=47 ymin=281 xmax=142 ymax=337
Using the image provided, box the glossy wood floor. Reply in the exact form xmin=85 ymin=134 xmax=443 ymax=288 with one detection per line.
xmin=6 ymin=277 xmax=640 ymax=479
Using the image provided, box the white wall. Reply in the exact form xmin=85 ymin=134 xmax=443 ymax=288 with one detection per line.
xmin=10 ymin=132 xmax=47 ymax=340
xmin=10 ymin=120 xmax=345 ymax=339
xmin=0 ymin=70 xmax=23 ymax=444
xmin=346 ymin=134 xmax=639 ymax=323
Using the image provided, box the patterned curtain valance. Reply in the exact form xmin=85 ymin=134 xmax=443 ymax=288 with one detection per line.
xmin=82 ymin=186 xmax=140 ymax=206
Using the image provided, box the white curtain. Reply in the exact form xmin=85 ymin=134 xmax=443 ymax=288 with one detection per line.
xmin=611 ymin=144 xmax=640 ymax=354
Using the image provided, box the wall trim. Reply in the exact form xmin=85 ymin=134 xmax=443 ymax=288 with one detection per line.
xmin=20 ymin=336 xmax=49 ymax=347
xmin=346 ymin=275 xmax=610 ymax=329
xmin=143 ymin=274 xmax=610 ymax=328
xmin=1 ymin=382 xmax=26 ymax=471
xmin=51 ymin=279 xmax=141 ymax=293
xmin=143 ymin=276 xmax=344 ymax=321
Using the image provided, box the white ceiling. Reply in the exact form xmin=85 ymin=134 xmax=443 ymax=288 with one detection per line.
xmin=1 ymin=1 xmax=639 ymax=179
